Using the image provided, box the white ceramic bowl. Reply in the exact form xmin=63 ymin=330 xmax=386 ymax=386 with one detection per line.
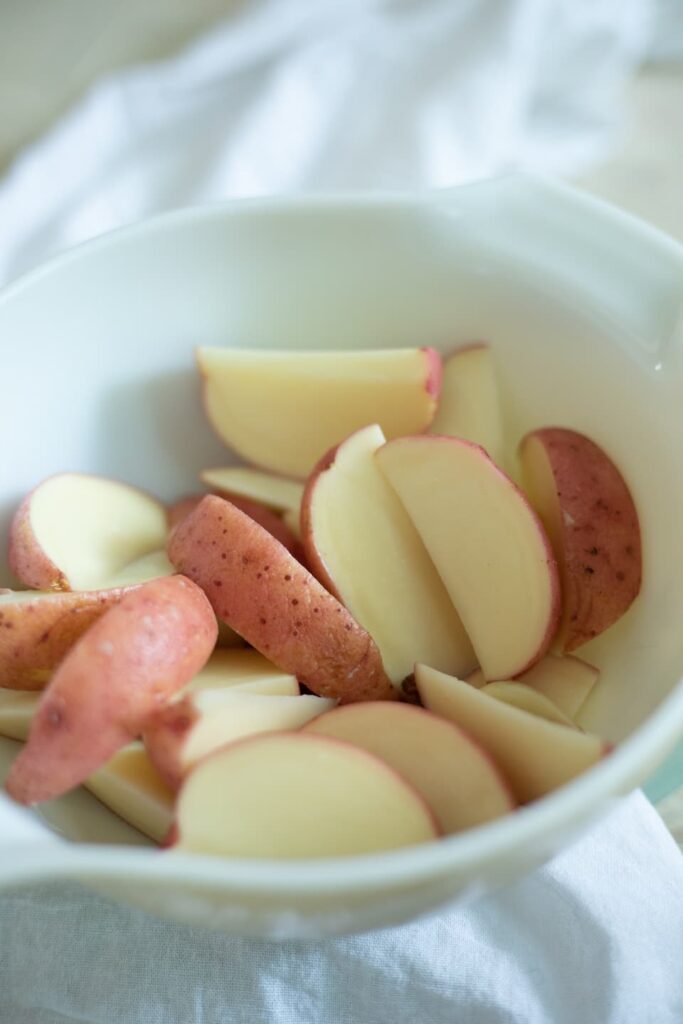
xmin=1 ymin=175 xmax=682 ymax=938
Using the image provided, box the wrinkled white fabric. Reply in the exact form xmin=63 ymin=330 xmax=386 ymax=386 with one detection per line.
xmin=1 ymin=2 xmax=682 ymax=1021
xmin=0 ymin=795 xmax=682 ymax=1023
xmin=0 ymin=0 xmax=653 ymax=285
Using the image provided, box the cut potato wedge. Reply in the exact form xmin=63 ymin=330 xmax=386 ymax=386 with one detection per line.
xmin=430 ymin=344 xmax=504 ymax=465
xmin=145 ymin=691 xmax=335 ymax=788
xmin=302 ymin=425 xmax=474 ymax=685
xmin=520 ymin=428 xmax=641 ymax=651
xmin=172 ymin=732 xmax=439 ymax=858
xmin=304 ymin=702 xmax=513 ymax=833
xmin=480 ymin=681 xmax=577 ymax=728
xmin=167 ymin=496 xmax=203 ymax=530
xmin=282 ymin=507 xmax=302 ymax=541
xmin=106 ymin=549 xmax=174 ymax=587
xmin=9 ymin=473 xmax=167 ymax=591
xmin=85 ymin=742 xmax=174 ymax=844
xmin=377 ymin=436 xmax=560 ymax=680
xmin=416 ymin=664 xmax=608 ymax=802
xmin=467 ymin=654 xmax=599 ymax=721
xmin=197 ymin=347 xmax=441 ymax=478
xmin=200 ymin=468 xmax=304 ymax=513
xmin=517 ymin=654 xmax=599 ymax=720
xmin=0 ymin=586 xmax=131 ymax=690
xmin=168 ymin=496 xmax=393 ymax=703
xmin=5 ymin=576 xmax=217 ymax=804
xmin=182 ymin=649 xmax=299 ymax=698
xmin=0 ymin=689 xmax=38 ymax=741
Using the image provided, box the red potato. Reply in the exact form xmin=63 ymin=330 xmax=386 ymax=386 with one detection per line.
xmin=168 ymin=492 xmax=301 ymax=557
xmin=520 ymin=428 xmax=642 ymax=651
xmin=197 ymin=346 xmax=442 ymax=479
xmin=9 ymin=473 xmax=168 ymax=592
xmin=5 ymin=575 xmax=217 ymax=804
xmin=219 ymin=493 xmax=302 ymax=558
xmin=167 ymin=495 xmax=393 ymax=703
xmin=167 ymin=495 xmax=203 ymax=530
xmin=0 ymin=586 xmax=134 ymax=690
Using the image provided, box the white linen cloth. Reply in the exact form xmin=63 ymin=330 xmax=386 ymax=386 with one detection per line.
xmin=0 ymin=795 xmax=682 ymax=1023
xmin=0 ymin=0 xmax=652 ymax=287
xmin=1 ymin=2 xmax=682 ymax=1021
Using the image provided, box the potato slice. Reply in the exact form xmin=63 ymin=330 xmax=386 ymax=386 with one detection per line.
xmin=200 ymin=468 xmax=304 ymax=513
xmin=168 ymin=496 xmax=393 ymax=703
xmin=172 ymin=732 xmax=439 ymax=858
xmin=0 ymin=586 xmax=131 ymax=690
xmin=416 ymin=664 xmax=609 ymax=802
xmin=304 ymin=702 xmax=513 ymax=834
xmin=5 ymin=576 xmax=217 ymax=804
xmin=467 ymin=654 xmax=599 ymax=721
xmin=429 ymin=344 xmax=504 ymax=465
xmin=85 ymin=743 xmax=174 ymax=844
xmin=377 ymin=436 xmax=560 ymax=680
xmin=520 ymin=428 xmax=641 ymax=651
xmin=197 ymin=347 xmax=441 ymax=478
xmin=9 ymin=473 xmax=167 ymax=591
xmin=145 ymin=691 xmax=335 ymax=789
xmin=302 ymin=425 xmax=474 ymax=684
xmin=480 ymin=682 xmax=577 ymax=728
xmin=183 ymin=649 xmax=299 ymax=698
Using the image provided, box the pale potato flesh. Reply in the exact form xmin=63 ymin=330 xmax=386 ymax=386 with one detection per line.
xmin=174 ymin=732 xmax=438 ymax=858
xmin=10 ymin=473 xmax=168 ymax=591
xmin=518 ymin=654 xmax=599 ymax=720
xmin=416 ymin=664 xmax=607 ymax=802
xmin=85 ymin=742 xmax=174 ymax=844
xmin=106 ymin=549 xmax=174 ymax=587
xmin=480 ymin=681 xmax=577 ymax=728
xmin=304 ymin=702 xmax=513 ymax=834
xmin=181 ymin=649 xmax=299 ymax=698
xmin=200 ymin=468 xmax=304 ymax=513
xmin=168 ymin=496 xmax=393 ymax=703
xmin=430 ymin=345 xmax=505 ymax=465
xmin=377 ymin=437 xmax=560 ymax=681
xmin=520 ymin=429 xmax=642 ymax=652
xmin=0 ymin=688 xmax=38 ymax=740
xmin=0 ymin=586 xmax=131 ymax=690
xmin=145 ymin=691 xmax=335 ymax=788
xmin=5 ymin=576 xmax=218 ymax=804
xmin=282 ymin=507 xmax=302 ymax=541
xmin=467 ymin=654 xmax=599 ymax=721
xmin=302 ymin=425 xmax=475 ymax=685
xmin=197 ymin=347 xmax=440 ymax=478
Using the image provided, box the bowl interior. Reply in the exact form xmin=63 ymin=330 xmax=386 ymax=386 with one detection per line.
xmin=2 ymin=196 xmax=683 ymax=846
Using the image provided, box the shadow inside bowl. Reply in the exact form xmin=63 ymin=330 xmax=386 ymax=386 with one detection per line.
xmin=91 ymin=366 xmax=233 ymax=501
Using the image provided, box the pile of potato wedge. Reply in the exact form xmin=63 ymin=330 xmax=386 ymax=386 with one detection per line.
xmin=0 ymin=343 xmax=642 ymax=859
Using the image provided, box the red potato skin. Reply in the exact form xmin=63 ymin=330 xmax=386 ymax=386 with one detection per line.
xmin=167 ymin=495 xmax=393 ymax=703
xmin=9 ymin=494 xmax=67 ymax=591
xmin=421 ymin=347 xmax=442 ymax=404
xmin=219 ymin=493 xmax=302 ymax=558
xmin=143 ymin=697 xmax=200 ymax=790
xmin=168 ymin=492 xmax=302 ymax=558
xmin=167 ymin=495 xmax=203 ymax=530
xmin=521 ymin=428 xmax=642 ymax=652
xmin=5 ymin=575 xmax=217 ymax=804
xmin=0 ymin=586 xmax=136 ymax=690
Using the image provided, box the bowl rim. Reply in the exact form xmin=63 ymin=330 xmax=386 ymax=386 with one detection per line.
xmin=2 ymin=182 xmax=683 ymax=893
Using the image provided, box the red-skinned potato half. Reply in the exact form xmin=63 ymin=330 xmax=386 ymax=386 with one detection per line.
xmin=167 ymin=495 xmax=393 ymax=703
xmin=5 ymin=575 xmax=217 ymax=804
xmin=0 ymin=586 xmax=135 ymax=690
xmin=196 ymin=346 xmax=442 ymax=479
xmin=519 ymin=428 xmax=642 ymax=652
